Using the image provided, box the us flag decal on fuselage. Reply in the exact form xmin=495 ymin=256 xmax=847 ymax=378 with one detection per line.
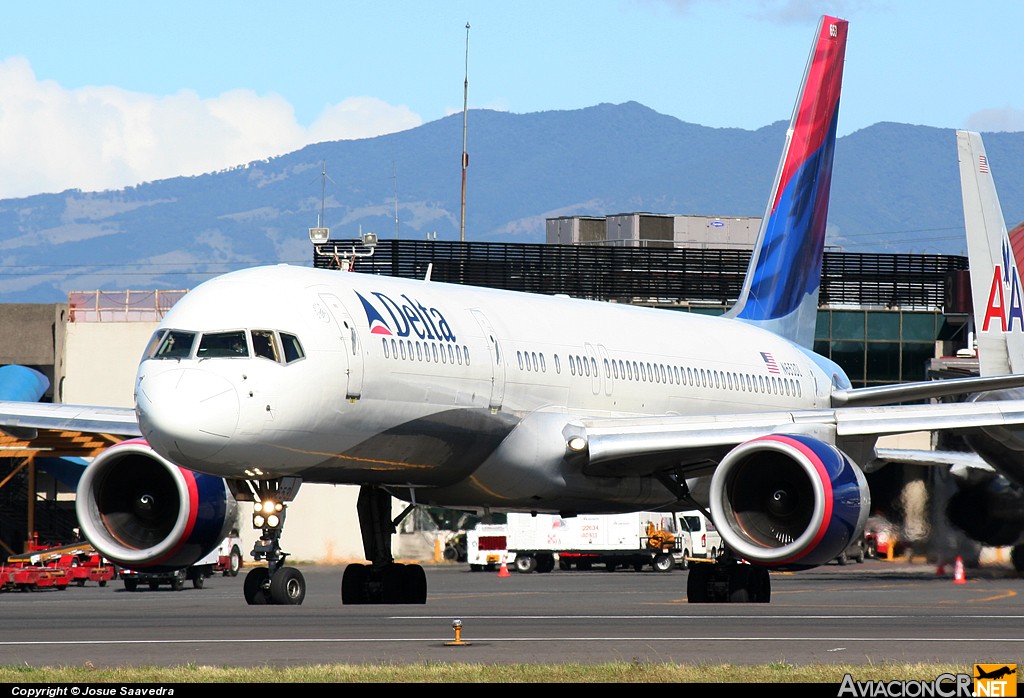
xmin=761 ymin=351 xmax=781 ymax=374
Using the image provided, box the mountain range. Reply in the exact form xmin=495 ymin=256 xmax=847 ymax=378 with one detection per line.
xmin=1 ymin=101 xmax=1022 ymax=304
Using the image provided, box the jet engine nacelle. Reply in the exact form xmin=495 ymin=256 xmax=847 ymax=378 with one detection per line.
xmin=963 ymin=389 xmax=1024 ymax=487
xmin=708 ymin=433 xmax=870 ymax=569
xmin=946 ymin=475 xmax=1024 ymax=547
xmin=75 ymin=438 xmax=239 ymax=571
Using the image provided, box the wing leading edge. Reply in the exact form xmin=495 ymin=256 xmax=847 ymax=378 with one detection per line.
xmin=0 ymin=401 xmax=140 ymax=438
xmin=573 ymin=398 xmax=1024 ymax=478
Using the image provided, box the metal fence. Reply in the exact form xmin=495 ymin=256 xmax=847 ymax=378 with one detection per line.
xmin=315 ymin=240 xmax=966 ymax=310
xmin=68 ymin=290 xmax=188 ymax=322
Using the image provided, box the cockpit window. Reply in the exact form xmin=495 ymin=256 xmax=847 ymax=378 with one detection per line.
xmin=147 ymin=328 xmax=301 ymax=363
xmin=251 ymin=330 xmax=280 ymax=362
xmin=280 ymin=333 xmax=305 ymax=363
xmin=143 ymin=330 xmax=166 ymax=360
xmin=149 ymin=330 xmax=196 ymax=360
xmin=197 ymin=330 xmax=249 ymax=358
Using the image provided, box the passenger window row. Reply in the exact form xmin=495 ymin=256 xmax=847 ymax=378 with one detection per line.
xmin=515 ymin=350 xmax=547 ymax=373
xmin=381 ymin=337 xmax=471 ymax=366
xmin=563 ymin=353 xmax=802 ymax=398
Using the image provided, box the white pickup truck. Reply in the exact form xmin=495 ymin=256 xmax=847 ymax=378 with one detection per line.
xmin=679 ymin=510 xmax=723 ymax=559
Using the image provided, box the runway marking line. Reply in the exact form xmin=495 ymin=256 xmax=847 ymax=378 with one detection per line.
xmin=2 ymin=636 xmax=1023 ymax=648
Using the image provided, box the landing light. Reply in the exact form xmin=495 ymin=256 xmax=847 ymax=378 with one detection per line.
xmin=267 ymin=514 xmax=281 ymax=528
xmin=253 ymin=514 xmax=266 ymax=528
xmin=567 ymin=436 xmax=587 ymax=452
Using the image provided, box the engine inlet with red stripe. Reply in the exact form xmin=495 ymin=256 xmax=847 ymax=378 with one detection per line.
xmin=75 ymin=438 xmax=239 ymax=572
xmin=709 ymin=432 xmax=870 ymax=570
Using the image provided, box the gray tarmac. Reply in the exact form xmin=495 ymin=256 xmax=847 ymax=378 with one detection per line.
xmin=0 ymin=558 xmax=1021 ymax=668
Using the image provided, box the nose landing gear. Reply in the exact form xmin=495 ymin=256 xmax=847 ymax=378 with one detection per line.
xmin=238 ymin=478 xmax=306 ymax=605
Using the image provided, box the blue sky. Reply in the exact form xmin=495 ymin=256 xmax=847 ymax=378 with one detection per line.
xmin=0 ymin=0 xmax=1020 ymax=199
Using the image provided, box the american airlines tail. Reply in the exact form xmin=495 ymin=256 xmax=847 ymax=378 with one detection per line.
xmin=726 ymin=15 xmax=847 ymax=349
xmin=957 ymin=129 xmax=1024 ymax=376
xmin=951 ymin=130 xmax=1024 ymax=551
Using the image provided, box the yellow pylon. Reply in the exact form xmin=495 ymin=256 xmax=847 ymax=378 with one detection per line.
xmin=444 ymin=619 xmax=471 ymax=647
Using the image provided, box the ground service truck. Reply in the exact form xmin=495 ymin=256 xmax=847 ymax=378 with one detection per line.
xmin=505 ymin=511 xmax=694 ymax=573
xmin=465 ymin=523 xmax=511 ymax=571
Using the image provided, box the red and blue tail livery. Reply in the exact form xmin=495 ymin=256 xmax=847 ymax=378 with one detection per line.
xmin=728 ymin=16 xmax=848 ymax=349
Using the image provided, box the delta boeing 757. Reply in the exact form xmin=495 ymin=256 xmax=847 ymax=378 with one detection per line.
xmin=4 ymin=16 xmax=1024 ymax=606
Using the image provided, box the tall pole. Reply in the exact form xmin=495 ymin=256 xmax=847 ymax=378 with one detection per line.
xmin=392 ymin=160 xmax=399 ymax=239
xmin=460 ymin=22 xmax=470 ymax=243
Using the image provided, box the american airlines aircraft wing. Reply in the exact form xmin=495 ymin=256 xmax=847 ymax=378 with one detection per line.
xmin=0 ymin=401 xmax=140 ymax=438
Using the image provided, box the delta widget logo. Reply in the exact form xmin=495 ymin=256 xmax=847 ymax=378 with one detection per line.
xmin=354 ymin=290 xmax=457 ymax=342
xmin=356 ymin=293 xmax=393 ymax=336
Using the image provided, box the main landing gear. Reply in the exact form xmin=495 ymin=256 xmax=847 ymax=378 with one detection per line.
xmin=686 ymin=554 xmax=771 ymax=603
xmin=651 ymin=483 xmax=770 ymax=603
xmin=341 ymin=486 xmax=427 ymax=605
xmin=232 ymin=480 xmax=426 ymax=606
xmin=236 ymin=477 xmax=307 ymax=606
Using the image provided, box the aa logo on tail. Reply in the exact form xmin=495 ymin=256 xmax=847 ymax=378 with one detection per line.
xmin=982 ymin=240 xmax=1024 ymax=333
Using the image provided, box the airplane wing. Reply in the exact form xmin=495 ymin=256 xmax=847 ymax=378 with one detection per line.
xmin=830 ymin=372 xmax=1024 ymax=407
xmin=0 ymin=401 xmax=140 ymax=439
xmin=871 ymin=447 xmax=994 ymax=476
xmin=576 ymin=399 xmax=1024 ymax=477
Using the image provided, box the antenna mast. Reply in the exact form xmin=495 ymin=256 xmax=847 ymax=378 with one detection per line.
xmin=392 ymin=161 xmax=399 ymax=239
xmin=319 ymin=160 xmax=327 ymax=227
xmin=460 ymin=21 xmax=470 ymax=243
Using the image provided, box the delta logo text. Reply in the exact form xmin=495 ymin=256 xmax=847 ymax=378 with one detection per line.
xmin=355 ymin=291 xmax=457 ymax=342
xmin=982 ymin=240 xmax=1024 ymax=333
xmin=836 ymin=664 xmax=1017 ymax=697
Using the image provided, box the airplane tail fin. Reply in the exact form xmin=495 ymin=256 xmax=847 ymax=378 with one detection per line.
xmin=957 ymin=129 xmax=1024 ymax=376
xmin=725 ymin=15 xmax=848 ymax=348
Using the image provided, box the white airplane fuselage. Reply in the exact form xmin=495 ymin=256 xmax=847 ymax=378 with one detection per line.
xmin=135 ymin=263 xmax=840 ymax=513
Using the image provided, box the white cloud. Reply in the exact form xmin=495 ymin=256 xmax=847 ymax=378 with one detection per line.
xmin=964 ymin=107 xmax=1024 ymax=134
xmin=0 ymin=56 xmax=424 ymax=199
xmin=307 ymin=97 xmax=421 ymax=143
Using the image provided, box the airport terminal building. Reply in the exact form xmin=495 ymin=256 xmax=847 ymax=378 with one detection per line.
xmin=0 ymin=214 xmax=991 ymax=565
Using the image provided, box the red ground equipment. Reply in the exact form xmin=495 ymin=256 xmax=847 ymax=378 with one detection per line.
xmin=1 ymin=535 xmax=115 ymax=592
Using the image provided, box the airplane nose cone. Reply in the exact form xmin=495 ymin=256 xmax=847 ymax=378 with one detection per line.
xmin=136 ymin=368 xmax=239 ymax=462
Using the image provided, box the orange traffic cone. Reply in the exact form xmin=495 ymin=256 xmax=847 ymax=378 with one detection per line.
xmin=497 ymin=555 xmax=510 ymax=578
xmin=953 ymin=556 xmax=966 ymax=584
